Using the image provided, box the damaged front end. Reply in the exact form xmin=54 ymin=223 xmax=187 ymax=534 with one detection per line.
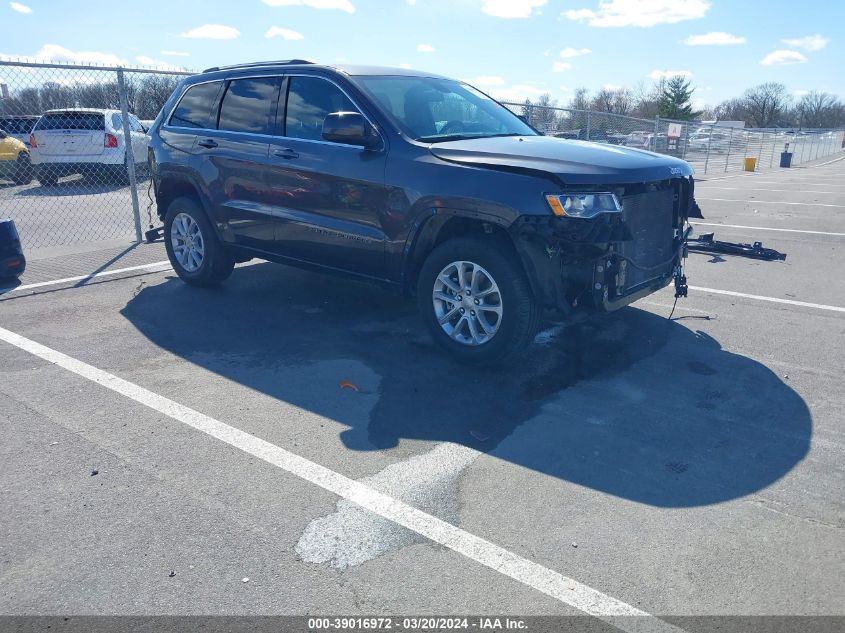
xmin=512 ymin=177 xmax=699 ymax=314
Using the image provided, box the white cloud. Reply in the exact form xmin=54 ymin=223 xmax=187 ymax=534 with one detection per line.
xmin=135 ymin=55 xmax=188 ymax=70
xmin=417 ymin=43 xmax=435 ymax=53
xmin=564 ymin=0 xmax=710 ymax=27
xmin=469 ymin=76 xmax=506 ymax=86
xmin=684 ymin=31 xmax=746 ymax=46
xmin=760 ymin=49 xmax=808 ymax=66
xmin=399 ymin=63 xmax=413 ymax=69
xmin=781 ymin=34 xmax=829 ymax=51
xmin=552 ymin=61 xmax=572 ymax=72
xmin=649 ymin=69 xmax=693 ymax=80
xmin=1 ymin=44 xmax=128 ymax=66
xmin=160 ymin=50 xmax=190 ymax=57
xmin=9 ymin=2 xmax=32 ymax=13
xmin=491 ymin=83 xmax=548 ymax=102
xmin=560 ymin=47 xmax=591 ymax=58
xmin=265 ymin=26 xmax=305 ymax=40
xmin=481 ymin=0 xmax=546 ymax=18
xmin=181 ymin=24 xmax=240 ymax=39
xmin=261 ymin=0 xmax=355 ymax=13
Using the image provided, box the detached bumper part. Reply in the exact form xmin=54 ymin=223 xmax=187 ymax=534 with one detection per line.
xmin=687 ymin=233 xmax=787 ymax=261
xmin=0 ymin=218 xmax=26 ymax=279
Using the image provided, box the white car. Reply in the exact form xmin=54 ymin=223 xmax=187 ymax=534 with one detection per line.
xmin=29 ymin=108 xmax=149 ymax=186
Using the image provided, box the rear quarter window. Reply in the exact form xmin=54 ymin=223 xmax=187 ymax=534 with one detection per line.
xmin=36 ymin=113 xmax=105 ymax=131
xmin=168 ymin=81 xmax=223 ymax=129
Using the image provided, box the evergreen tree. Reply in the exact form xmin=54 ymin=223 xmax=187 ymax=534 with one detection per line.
xmin=658 ymin=76 xmax=703 ymax=120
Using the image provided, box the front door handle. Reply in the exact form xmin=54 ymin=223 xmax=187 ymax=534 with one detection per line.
xmin=273 ymin=148 xmax=299 ymax=160
xmin=197 ymin=139 xmax=218 ymax=149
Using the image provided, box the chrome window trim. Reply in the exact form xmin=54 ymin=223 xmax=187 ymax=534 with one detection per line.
xmin=163 ymin=72 xmax=383 ymax=150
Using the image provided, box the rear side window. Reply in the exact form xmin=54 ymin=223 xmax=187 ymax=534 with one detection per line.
xmin=285 ymin=76 xmax=357 ymax=141
xmin=36 ymin=113 xmax=104 ymax=131
xmin=169 ymin=81 xmax=222 ymax=129
xmin=217 ymin=77 xmax=280 ymax=135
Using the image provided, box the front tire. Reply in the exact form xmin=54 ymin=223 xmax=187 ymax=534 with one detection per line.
xmin=417 ymin=236 xmax=541 ymax=365
xmin=164 ymin=196 xmax=234 ymax=287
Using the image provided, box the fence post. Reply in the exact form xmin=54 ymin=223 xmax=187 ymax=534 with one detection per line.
xmin=585 ymin=111 xmax=591 ymax=140
xmin=724 ymin=127 xmax=733 ymax=172
xmin=703 ymin=126 xmax=714 ymax=174
xmin=117 ymin=68 xmax=142 ymax=243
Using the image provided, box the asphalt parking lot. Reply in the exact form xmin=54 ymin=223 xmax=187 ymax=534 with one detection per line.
xmin=1 ymin=157 xmax=843 ymax=631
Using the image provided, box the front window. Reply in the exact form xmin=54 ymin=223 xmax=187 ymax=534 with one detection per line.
xmin=355 ymin=76 xmax=537 ymax=142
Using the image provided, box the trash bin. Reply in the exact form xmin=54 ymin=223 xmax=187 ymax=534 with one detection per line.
xmin=743 ymin=157 xmax=757 ymax=172
xmin=0 ymin=218 xmax=26 ymax=279
xmin=780 ymin=152 xmax=793 ymax=168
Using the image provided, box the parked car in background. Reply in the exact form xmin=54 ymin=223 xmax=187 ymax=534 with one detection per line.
xmin=0 ymin=128 xmax=33 ymax=185
xmin=624 ymin=131 xmax=668 ymax=152
xmin=148 ymin=61 xmax=698 ymax=363
xmin=28 ymin=109 xmax=149 ymax=186
xmin=0 ymin=115 xmax=40 ymax=147
xmin=687 ymin=129 xmax=734 ymax=153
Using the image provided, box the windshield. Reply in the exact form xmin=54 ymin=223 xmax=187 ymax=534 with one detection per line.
xmin=355 ymin=76 xmax=537 ymax=142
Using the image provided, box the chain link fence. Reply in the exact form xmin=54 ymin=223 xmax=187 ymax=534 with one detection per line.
xmin=506 ymin=102 xmax=845 ymax=177
xmin=0 ymin=60 xmax=191 ymax=251
xmin=2 ymin=59 xmax=844 ymax=254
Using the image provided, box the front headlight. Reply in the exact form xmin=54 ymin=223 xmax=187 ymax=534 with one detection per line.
xmin=545 ymin=192 xmax=622 ymax=218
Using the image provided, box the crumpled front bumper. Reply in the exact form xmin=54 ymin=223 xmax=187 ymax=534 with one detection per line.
xmin=511 ymin=177 xmax=694 ymax=313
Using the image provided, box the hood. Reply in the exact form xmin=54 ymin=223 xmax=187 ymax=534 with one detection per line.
xmin=428 ymin=135 xmax=694 ymax=185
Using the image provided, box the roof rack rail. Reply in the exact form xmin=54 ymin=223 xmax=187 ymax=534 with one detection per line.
xmin=202 ymin=59 xmax=314 ymax=73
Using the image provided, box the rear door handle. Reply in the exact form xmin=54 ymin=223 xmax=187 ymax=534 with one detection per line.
xmin=197 ymin=139 xmax=218 ymax=149
xmin=273 ymin=148 xmax=299 ymax=160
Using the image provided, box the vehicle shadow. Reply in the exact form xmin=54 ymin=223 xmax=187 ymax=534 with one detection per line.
xmin=121 ymin=262 xmax=811 ymax=508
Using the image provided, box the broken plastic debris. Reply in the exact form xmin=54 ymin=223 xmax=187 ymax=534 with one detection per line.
xmin=168 ymin=571 xmax=175 ymax=578
xmin=339 ymin=380 xmax=360 ymax=392
xmin=242 ymin=577 xmax=250 ymax=583
xmin=90 ymin=470 xmax=99 ymax=477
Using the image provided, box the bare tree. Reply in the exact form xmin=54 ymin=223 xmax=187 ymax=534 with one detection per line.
xmin=795 ymin=91 xmax=845 ymax=128
xmin=741 ymin=83 xmax=791 ymax=128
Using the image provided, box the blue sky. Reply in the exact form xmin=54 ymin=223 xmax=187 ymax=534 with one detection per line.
xmin=2 ymin=0 xmax=842 ymax=108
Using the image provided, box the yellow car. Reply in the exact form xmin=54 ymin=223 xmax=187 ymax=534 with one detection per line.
xmin=0 ymin=128 xmax=33 ymax=185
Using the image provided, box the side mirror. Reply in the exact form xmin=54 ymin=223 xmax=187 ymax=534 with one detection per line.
xmin=322 ymin=112 xmax=381 ymax=149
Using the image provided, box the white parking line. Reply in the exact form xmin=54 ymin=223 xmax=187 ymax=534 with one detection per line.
xmin=2 ymin=261 xmax=172 ymax=294
xmin=698 ymin=187 xmax=843 ymax=194
xmin=689 ymin=287 xmax=845 ymax=313
xmin=690 ymin=222 xmax=845 ymax=237
xmin=698 ymin=198 xmax=845 ymax=208
xmin=0 ymin=325 xmax=682 ymax=633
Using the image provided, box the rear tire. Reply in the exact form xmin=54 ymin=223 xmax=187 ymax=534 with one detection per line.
xmin=36 ymin=167 xmax=58 ymax=187
xmin=164 ymin=196 xmax=234 ymax=287
xmin=12 ymin=153 xmax=33 ymax=185
xmin=417 ymin=235 xmax=541 ymax=365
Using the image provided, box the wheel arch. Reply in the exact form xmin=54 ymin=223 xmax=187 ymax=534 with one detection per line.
xmin=401 ymin=210 xmax=537 ymax=298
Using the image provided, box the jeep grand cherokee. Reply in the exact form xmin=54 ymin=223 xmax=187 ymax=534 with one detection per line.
xmin=148 ymin=60 xmax=699 ymax=363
